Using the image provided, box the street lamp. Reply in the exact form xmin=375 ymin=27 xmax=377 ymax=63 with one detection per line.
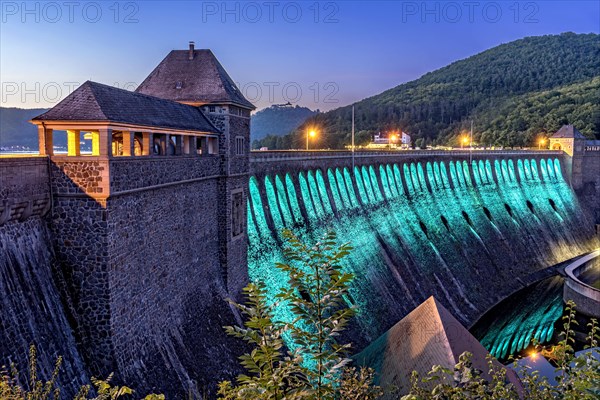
xmin=461 ymin=137 xmax=469 ymax=149
xmin=390 ymin=134 xmax=397 ymax=150
xmin=539 ymin=138 xmax=546 ymax=150
xmin=307 ymin=129 xmax=316 ymax=150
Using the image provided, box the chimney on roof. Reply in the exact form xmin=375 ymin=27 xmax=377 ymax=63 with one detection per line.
xmin=188 ymin=41 xmax=195 ymax=60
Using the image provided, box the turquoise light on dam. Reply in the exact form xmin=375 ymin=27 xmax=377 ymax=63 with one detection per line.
xmin=247 ymin=157 xmax=594 ymax=350
xmin=472 ymin=276 xmax=565 ymax=360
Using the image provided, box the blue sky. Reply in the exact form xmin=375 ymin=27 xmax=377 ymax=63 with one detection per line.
xmin=1 ymin=1 xmax=599 ymax=111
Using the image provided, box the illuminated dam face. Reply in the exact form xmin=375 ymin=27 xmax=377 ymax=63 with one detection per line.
xmin=247 ymin=154 xmax=599 ymax=349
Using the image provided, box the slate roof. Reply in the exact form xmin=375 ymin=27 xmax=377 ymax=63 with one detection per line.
xmin=355 ymin=296 xmax=521 ymax=397
xmin=551 ymin=125 xmax=586 ymax=139
xmin=135 ymin=49 xmax=255 ymax=109
xmin=32 ymin=81 xmax=220 ymax=133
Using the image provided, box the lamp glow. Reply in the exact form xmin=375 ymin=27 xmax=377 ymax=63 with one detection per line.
xmin=306 ymin=129 xmax=317 ymax=150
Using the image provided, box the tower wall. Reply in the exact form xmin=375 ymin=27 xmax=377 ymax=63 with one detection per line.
xmin=204 ymin=105 xmax=251 ymax=299
xmin=45 ymin=145 xmax=248 ymax=396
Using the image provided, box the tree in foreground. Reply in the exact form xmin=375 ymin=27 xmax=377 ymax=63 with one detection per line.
xmin=218 ymin=230 xmax=382 ymax=400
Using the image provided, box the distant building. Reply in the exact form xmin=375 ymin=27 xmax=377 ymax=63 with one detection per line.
xmin=549 ymin=125 xmax=600 ymax=225
xmin=549 ymin=125 xmax=588 ymax=157
xmin=367 ymin=131 xmax=411 ymax=149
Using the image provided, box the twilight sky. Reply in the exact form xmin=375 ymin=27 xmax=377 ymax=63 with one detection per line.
xmin=1 ymin=1 xmax=599 ymax=111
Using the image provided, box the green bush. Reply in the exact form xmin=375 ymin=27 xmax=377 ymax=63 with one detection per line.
xmin=0 ymin=345 xmax=163 ymax=400
xmin=218 ymin=230 xmax=382 ymax=400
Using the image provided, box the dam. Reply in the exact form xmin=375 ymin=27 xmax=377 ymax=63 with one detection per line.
xmin=1 ymin=43 xmax=600 ymax=398
xmin=247 ymin=150 xmax=600 ymax=351
xmin=3 ymin=149 xmax=599 ymax=397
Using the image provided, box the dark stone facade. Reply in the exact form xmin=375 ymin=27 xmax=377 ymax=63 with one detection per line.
xmin=204 ymin=107 xmax=251 ymax=299
xmin=106 ymin=180 xmax=245 ymax=396
xmin=39 ymin=104 xmax=251 ymax=397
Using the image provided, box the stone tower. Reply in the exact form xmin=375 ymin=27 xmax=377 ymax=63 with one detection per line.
xmin=28 ymin=44 xmax=255 ymax=396
xmin=549 ymin=125 xmax=600 ymax=226
xmin=136 ymin=41 xmax=255 ymax=297
xmin=549 ymin=125 xmax=587 ymax=188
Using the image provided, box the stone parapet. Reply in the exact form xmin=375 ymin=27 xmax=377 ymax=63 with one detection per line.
xmin=109 ymin=155 xmax=221 ymax=194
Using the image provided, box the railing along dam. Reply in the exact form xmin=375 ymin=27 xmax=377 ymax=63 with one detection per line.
xmin=247 ymin=150 xmax=600 ymax=350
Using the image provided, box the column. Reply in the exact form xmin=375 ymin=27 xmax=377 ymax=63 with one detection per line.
xmin=175 ymin=135 xmax=183 ymax=155
xmin=190 ymin=136 xmax=197 ymax=155
xmin=91 ymin=131 xmax=100 ymax=156
xmin=122 ymin=131 xmax=133 ymax=156
xmin=162 ymin=134 xmax=169 ymax=155
xmin=142 ymin=132 xmax=152 ymax=156
xmin=98 ymin=128 xmax=112 ymax=157
xmin=201 ymin=136 xmax=209 ymax=155
xmin=67 ymin=130 xmax=81 ymax=156
xmin=189 ymin=136 xmax=198 ymax=155
xmin=38 ymin=126 xmax=54 ymax=155
xmin=183 ymin=136 xmax=191 ymax=155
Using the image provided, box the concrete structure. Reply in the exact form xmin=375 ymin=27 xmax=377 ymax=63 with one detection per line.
xmin=249 ymin=149 xmax=562 ymax=181
xmin=563 ymin=250 xmax=600 ymax=318
xmin=355 ymin=297 xmax=521 ymax=397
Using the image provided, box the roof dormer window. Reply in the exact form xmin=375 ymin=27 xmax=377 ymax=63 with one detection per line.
xmin=176 ymin=81 xmax=183 ymax=89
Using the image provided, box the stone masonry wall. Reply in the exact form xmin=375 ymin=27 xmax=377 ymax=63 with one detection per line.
xmin=0 ymin=216 xmax=90 ymax=398
xmin=106 ymin=179 xmax=245 ymax=397
xmin=219 ymin=112 xmax=250 ymax=299
xmin=229 ymin=114 xmax=251 ymax=175
xmin=575 ymin=149 xmax=600 ymax=224
xmin=109 ymin=155 xmax=220 ymax=193
xmin=50 ymin=158 xmax=109 ymax=196
xmin=0 ymin=157 xmax=51 ymax=224
xmin=47 ymin=159 xmax=114 ymax=374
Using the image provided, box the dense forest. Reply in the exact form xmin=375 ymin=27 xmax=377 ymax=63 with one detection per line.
xmin=255 ymin=33 xmax=600 ymax=150
xmin=251 ymin=104 xmax=318 ymax=145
